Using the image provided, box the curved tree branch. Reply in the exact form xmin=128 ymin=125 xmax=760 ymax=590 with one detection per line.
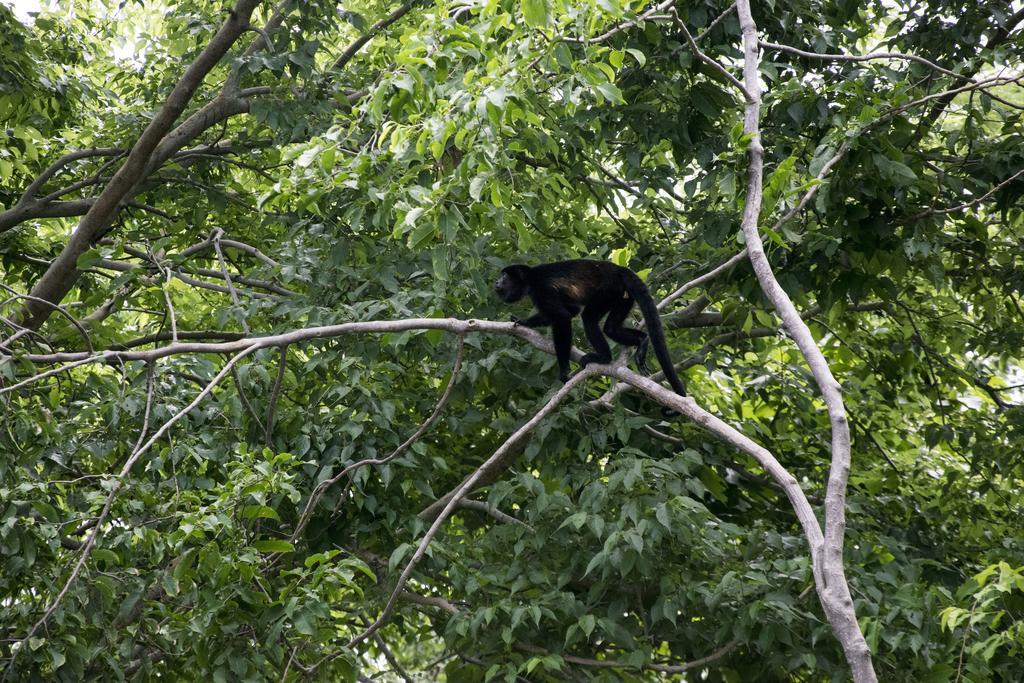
xmin=735 ymin=2 xmax=876 ymax=680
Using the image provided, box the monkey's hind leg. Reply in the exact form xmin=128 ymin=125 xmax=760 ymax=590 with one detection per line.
xmin=579 ymin=305 xmax=613 ymax=368
xmin=603 ymin=297 xmax=650 ymax=374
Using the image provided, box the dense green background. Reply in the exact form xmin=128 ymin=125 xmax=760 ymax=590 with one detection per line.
xmin=1 ymin=0 xmax=1022 ymax=679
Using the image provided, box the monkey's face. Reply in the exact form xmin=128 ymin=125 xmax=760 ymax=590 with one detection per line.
xmin=494 ymin=269 xmax=526 ymax=303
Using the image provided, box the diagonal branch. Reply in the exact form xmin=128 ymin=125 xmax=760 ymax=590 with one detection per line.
xmin=671 ymin=8 xmax=753 ymax=102
xmin=332 ymin=0 xmax=421 ymax=71
xmin=19 ymin=0 xmax=263 ymax=331
xmin=347 ymin=368 xmax=595 ymax=648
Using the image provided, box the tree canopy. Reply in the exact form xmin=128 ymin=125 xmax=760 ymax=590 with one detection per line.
xmin=1 ymin=0 xmax=1023 ymax=680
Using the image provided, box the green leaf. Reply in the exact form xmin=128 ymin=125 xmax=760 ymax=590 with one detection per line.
xmin=161 ymin=573 xmax=180 ymax=597
xmin=253 ymin=540 xmax=294 ymax=553
xmin=407 ymin=219 xmax=436 ymax=249
xmin=558 ymin=511 xmax=587 ymax=530
xmin=31 ymin=501 xmax=58 ymax=522
xmin=522 ymin=0 xmax=549 ymax=27
xmin=389 ymin=543 xmax=412 ymax=572
xmin=76 ymin=249 xmax=103 ymax=270
xmin=609 ymin=246 xmax=633 ymax=267
xmin=93 ymin=548 xmax=120 ymax=566
xmin=593 ymin=82 xmax=624 ymax=104
xmin=625 ymin=48 xmax=646 ymax=67
xmin=655 ymin=503 xmax=671 ymax=529
xmin=241 ymin=505 xmax=280 ymax=521
xmin=578 ymin=614 xmax=595 ymax=637
xmin=469 ymin=175 xmax=487 ymax=201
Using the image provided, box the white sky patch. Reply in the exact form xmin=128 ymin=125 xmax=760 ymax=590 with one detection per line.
xmin=2 ymin=0 xmax=148 ymax=65
xmin=2 ymin=0 xmax=40 ymax=22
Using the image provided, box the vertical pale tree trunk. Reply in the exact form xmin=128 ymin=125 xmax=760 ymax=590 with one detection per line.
xmin=734 ymin=1 xmax=878 ymax=680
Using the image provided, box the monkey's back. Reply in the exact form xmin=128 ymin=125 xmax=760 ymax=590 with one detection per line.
xmin=531 ymin=259 xmax=628 ymax=305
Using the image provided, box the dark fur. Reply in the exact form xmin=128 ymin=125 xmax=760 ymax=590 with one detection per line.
xmin=495 ymin=259 xmax=687 ymax=397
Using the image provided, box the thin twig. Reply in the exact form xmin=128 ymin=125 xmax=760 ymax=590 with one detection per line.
xmin=178 ymin=237 xmax=280 ymax=267
xmin=161 ymin=265 xmax=178 ymax=343
xmin=264 ymin=344 xmax=289 ymax=448
xmin=906 ymin=167 xmax=1024 ymax=221
xmin=563 ymin=0 xmax=676 ymax=45
xmin=333 ymin=0 xmax=420 ymax=71
xmin=517 ymin=638 xmax=738 ymax=673
xmin=456 ymin=499 xmax=532 ymax=529
xmin=760 ymin=40 xmax=969 ymax=81
xmin=372 ymin=634 xmax=413 ymax=683
xmin=16 ymin=148 xmax=125 ymax=206
xmin=231 ymin=364 xmax=267 ymax=435
xmin=398 ymin=590 xmax=460 ymax=616
xmin=657 ymin=250 xmax=748 ymax=311
xmin=671 ymin=8 xmax=753 ymax=103
xmin=212 ymin=228 xmax=250 ymax=334
xmin=129 ymin=363 xmax=157 ymax=455
xmin=695 ymin=4 xmax=736 ymax=43
xmin=0 ymin=283 xmax=93 ymax=353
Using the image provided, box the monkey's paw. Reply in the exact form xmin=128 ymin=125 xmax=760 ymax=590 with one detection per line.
xmin=579 ymin=353 xmax=612 ymax=368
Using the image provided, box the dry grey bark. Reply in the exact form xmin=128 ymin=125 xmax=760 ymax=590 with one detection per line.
xmin=18 ymin=0 xmax=263 ymax=330
xmin=734 ymin=1 xmax=877 ymax=680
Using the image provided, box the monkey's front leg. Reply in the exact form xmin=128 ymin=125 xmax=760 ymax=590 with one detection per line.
xmin=551 ymin=318 xmax=573 ymax=382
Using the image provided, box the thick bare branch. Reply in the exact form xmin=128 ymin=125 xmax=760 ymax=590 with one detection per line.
xmin=9 ymin=319 xmax=544 ymax=368
xmin=20 ymin=0 xmax=263 ymax=330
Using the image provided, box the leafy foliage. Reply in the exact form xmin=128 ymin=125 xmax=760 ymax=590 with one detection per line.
xmin=1 ymin=0 xmax=1023 ymax=680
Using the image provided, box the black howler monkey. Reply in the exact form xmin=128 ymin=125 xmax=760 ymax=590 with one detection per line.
xmin=494 ymin=259 xmax=687 ymax=397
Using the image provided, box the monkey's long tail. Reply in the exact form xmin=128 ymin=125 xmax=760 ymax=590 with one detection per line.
xmin=622 ymin=271 xmax=688 ymax=397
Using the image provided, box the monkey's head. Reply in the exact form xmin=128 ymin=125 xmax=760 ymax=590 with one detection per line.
xmin=494 ymin=265 xmax=530 ymax=303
